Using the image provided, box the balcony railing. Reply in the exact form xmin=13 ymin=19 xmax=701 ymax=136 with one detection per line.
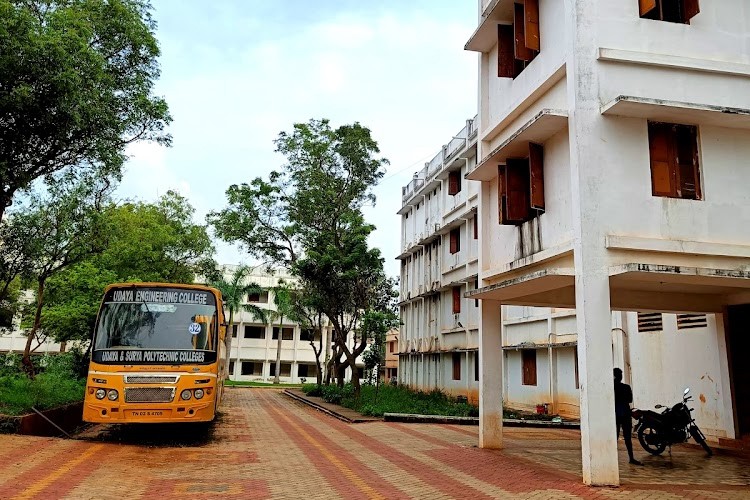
xmin=400 ymin=115 xmax=478 ymax=204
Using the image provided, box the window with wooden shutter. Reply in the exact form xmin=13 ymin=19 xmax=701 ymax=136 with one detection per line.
xmin=529 ymin=142 xmax=545 ymax=211
xmin=497 ymin=0 xmax=539 ymax=79
xmin=498 ymin=142 xmax=545 ymax=225
xmin=474 ymin=351 xmax=479 ymax=381
xmin=498 ymin=165 xmax=508 ymax=224
xmin=473 ymin=216 xmax=478 ymax=239
xmin=449 ymin=228 xmax=460 ymax=254
xmin=647 ymin=121 xmax=701 ymax=200
xmin=452 ymin=286 xmax=461 ymax=314
xmin=448 ymin=171 xmax=461 ymax=195
xmin=505 ymin=158 xmax=532 ymax=223
xmin=524 ymin=0 xmax=540 ymax=51
xmin=639 ymin=0 xmax=700 ymax=24
xmin=452 ymin=352 xmax=461 ymax=381
xmin=498 ymin=24 xmax=515 ymax=78
xmin=522 ymin=349 xmax=537 ymax=386
xmin=514 ymin=2 xmax=535 ymax=62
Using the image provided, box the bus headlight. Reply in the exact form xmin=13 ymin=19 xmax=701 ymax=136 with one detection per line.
xmin=180 ymin=389 xmax=192 ymax=400
xmin=95 ymin=389 xmax=106 ymax=400
xmin=107 ymin=390 xmax=119 ymax=401
xmin=194 ymin=389 xmax=204 ymax=399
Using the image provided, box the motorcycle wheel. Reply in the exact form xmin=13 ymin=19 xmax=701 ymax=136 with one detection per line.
xmin=638 ymin=424 xmax=667 ymax=455
xmin=689 ymin=427 xmax=713 ymax=457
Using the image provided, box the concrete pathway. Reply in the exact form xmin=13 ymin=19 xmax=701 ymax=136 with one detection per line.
xmin=0 ymin=388 xmax=747 ymax=499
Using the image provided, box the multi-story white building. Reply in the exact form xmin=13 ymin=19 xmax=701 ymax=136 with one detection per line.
xmin=223 ymin=266 xmax=362 ymax=384
xmin=463 ymin=0 xmax=750 ymax=486
xmin=397 ymin=116 xmax=482 ymax=403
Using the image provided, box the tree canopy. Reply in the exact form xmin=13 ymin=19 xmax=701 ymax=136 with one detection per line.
xmin=210 ymin=118 xmax=394 ymax=393
xmin=0 ymin=0 xmax=171 ymax=220
xmin=31 ymin=190 xmax=216 ymax=346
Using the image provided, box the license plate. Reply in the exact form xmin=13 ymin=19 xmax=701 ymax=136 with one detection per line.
xmin=130 ymin=410 xmax=164 ymax=417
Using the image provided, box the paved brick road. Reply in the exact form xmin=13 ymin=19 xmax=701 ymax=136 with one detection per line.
xmin=0 ymin=388 xmax=748 ymax=499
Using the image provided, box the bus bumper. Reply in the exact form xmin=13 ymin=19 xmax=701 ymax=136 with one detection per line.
xmin=82 ymin=399 xmax=215 ymax=423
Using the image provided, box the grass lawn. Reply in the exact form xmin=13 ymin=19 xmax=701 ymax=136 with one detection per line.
xmin=0 ymin=373 xmax=85 ymax=416
xmin=303 ymin=383 xmax=478 ymax=418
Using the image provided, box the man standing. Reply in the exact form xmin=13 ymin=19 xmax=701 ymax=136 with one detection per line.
xmin=614 ymin=367 xmax=642 ymax=465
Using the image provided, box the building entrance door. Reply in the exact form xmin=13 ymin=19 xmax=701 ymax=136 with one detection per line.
xmin=727 ymin=304 xmax=750 ymax=437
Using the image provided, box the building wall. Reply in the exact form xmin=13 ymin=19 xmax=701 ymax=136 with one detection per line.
xmin=398 ymin=116 xmax=481 ymax=403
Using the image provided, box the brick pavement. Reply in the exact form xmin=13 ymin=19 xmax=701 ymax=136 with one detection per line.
xmin=0 ymin=388 xmax=747 ymax=499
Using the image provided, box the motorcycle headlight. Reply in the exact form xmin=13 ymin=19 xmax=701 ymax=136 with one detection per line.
xmin=95 ymin=389 xmax=106 ymax=400
xmin=194 ymin=389 xmax=204 ymax=400
xmin=180 ymin=389 xmax=192 ymax=400
xmin=107 ymin=389 xmax=119 ymax=401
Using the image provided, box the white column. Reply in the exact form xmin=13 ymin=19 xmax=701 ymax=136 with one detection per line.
xmin=566 ymin=0 xmax=619 ymax=486
xmin=716 ymin=313 xmax=737 ymax=439
xmin=479 ymin=299 xmax=503 ymax=448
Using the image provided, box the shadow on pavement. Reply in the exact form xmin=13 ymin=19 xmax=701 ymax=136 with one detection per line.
xmin=76 ymin=412 xmax=223 ymax=447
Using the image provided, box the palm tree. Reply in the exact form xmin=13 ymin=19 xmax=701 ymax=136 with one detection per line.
xmin=211 ymin=265 xmax=268 ymax=378
xmin=268 ymin=281 xmax=296 ymax=384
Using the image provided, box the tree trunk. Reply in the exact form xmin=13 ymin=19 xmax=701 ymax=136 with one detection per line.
xmin=273 ymin=320 xmax=283 ymax=384
xmin=226 ymin=309 xmax=235 ymax=380
xmin=22 ymin=277 xmax=46 ymax=378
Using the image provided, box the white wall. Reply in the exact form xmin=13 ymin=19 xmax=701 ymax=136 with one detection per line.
xmin=626 ymin=312 xmax=734 ymax=439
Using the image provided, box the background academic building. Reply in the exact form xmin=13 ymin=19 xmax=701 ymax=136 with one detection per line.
xmin=0 ymin=267 xmax=364 ymax=385
xmin=399 ymin=0 xmax=750 ymax=486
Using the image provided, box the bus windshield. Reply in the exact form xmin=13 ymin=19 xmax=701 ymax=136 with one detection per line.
xmin=92 ymin=286 xmax=218 ymax=365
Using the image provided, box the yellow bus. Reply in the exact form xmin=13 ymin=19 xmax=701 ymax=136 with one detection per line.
xmin=83 ymin=283 xmax=228 ymax=424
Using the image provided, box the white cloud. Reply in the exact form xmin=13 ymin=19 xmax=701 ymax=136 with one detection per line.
xmin=117 ymin=2 xmax=478 ymax=278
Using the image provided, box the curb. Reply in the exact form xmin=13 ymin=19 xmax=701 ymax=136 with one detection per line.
xmin=384 ymin=412 xmax=580 ymax=429
xmin=283 ymin=390 xmax=358 ymax=423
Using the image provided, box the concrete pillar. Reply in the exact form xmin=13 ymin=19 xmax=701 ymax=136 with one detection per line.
xmin=479 ymin=299 xmax=503 ymax=448
xmin=566 ymin=0 xmax=620 ymax=486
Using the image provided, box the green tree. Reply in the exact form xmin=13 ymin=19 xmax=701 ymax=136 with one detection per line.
xmin=211 ymin=119 xmax=391 ymax=395
xmin=0 ymin=0 xmax=171 ymax=221
xmin=210 ymin=265 xmax=268 ymax=378
xmin=5 ymin=175 xmax=113 ymax=375
xmin=38 ymin=191 xmax=216 ymax=346
xmin=295 ymin=212 xmax=397 ymax=393
xmin=361 ymin=310 xmax=400 ymax=387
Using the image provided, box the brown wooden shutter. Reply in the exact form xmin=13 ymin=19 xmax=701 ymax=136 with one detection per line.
xmin=473 ymin=215 xmax=478 ymax=239
xmin=449 ymin=229 xmax=459 ymax=254
xmin=683 ymin=0 xmax=700 ymax=22
xmin=452 ymin=352 xmax=461 ymax=380
xmin=448 ymin=172 xmax=458 ymax=195
xmin=675 ymin=125 xmax=700 ymax=199
xmin=452 ymin=287 xmax=461 ymax=314
xmin=505 ymin=158 xmax=532 ymax=223
xmin=648 ymin=122 xmax=675 ymax=197
xmin=529 ymin=142 xmax=545 ymax=211
xmin=498 ymin=165 xmax=508 ymax=224
xmin=498 ymin=24 xmax=515 ymax=78
xmin=524 ymin=0 xmax=540 ymax=51
xmin=639 ymin=0 xmax=657 ymax=16
xmin=522 ymin=349 xmax=537 ymax=386
xmin=514 ymin=3 xmax=535 ymax=62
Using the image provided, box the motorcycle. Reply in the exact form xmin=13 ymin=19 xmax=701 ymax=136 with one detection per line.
xmin=631 ymin=388 xmax=713 ymax=457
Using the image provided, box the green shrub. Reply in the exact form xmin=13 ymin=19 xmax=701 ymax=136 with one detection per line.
xmin=315 ymin=383 xmax=479 ymax=418
xmin=0 ymin=354 xmax=85 ymax=416
xmin=320 ymin=384 xmax=353 ymax=405
xmin=302 ymin=384 xmax=323 ymax=397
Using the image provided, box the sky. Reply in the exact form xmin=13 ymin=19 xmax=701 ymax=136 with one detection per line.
xmin=117 ymin=1 xmax=479 ymax=279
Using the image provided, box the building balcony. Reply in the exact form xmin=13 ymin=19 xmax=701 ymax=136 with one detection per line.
xmin=467 ymin=108 xmax=568 ymax=181
xmin=399 ymin=116 xmax=478 ymax=208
